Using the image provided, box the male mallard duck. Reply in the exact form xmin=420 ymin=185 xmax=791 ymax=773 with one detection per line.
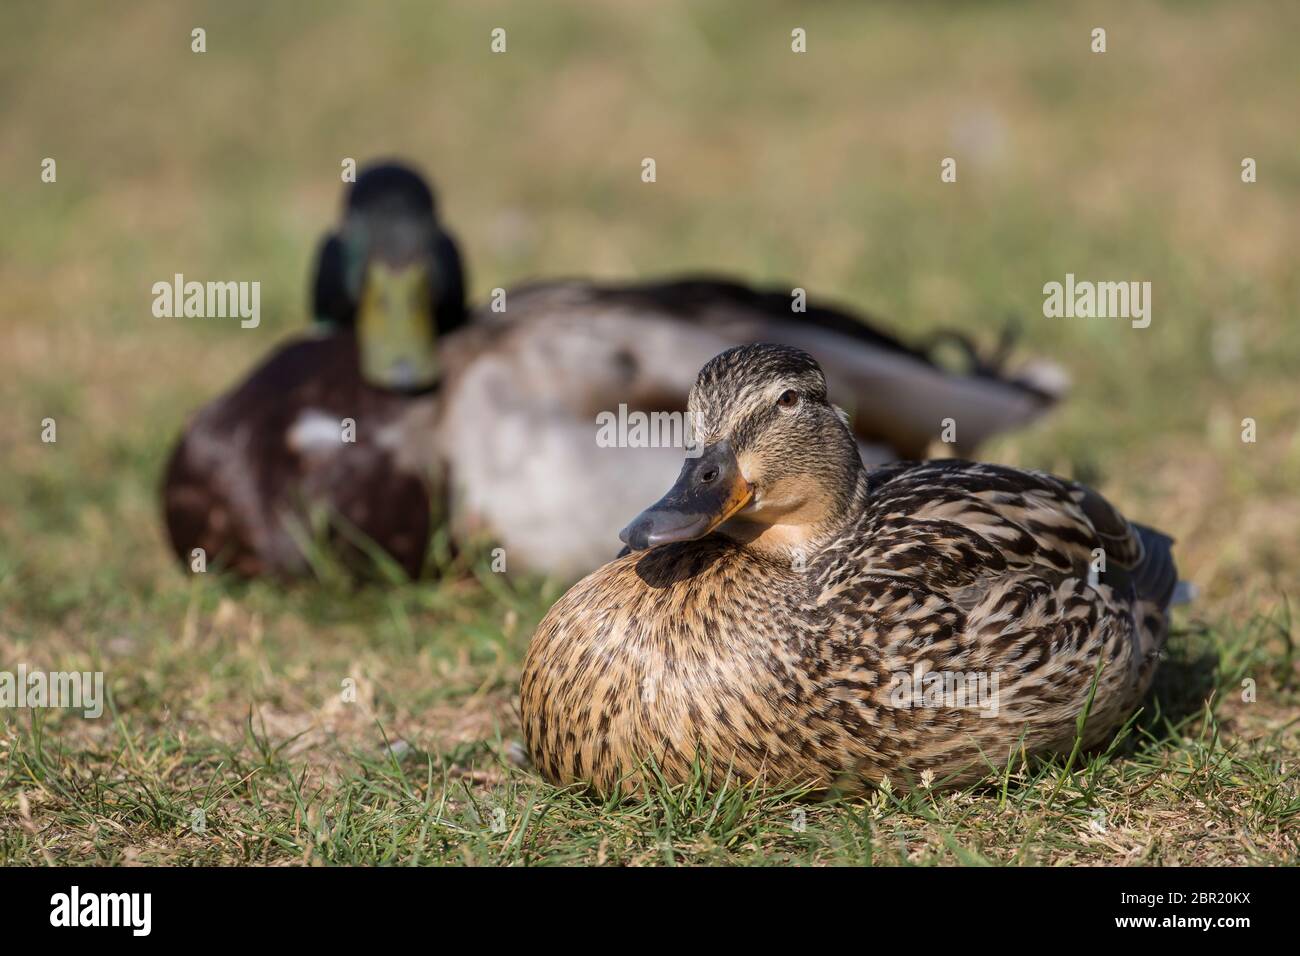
xmin=520 ymin=344 xmax=1177 ymax=793
xmin=162 ymin=163 xmax=465 ymax=578
xmin=164 ymin=161 xmax=1066 ymax=581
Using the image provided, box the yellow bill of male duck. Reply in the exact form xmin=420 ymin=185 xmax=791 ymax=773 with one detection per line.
xmin=521 ymin=343 xmax=1180 ymax=795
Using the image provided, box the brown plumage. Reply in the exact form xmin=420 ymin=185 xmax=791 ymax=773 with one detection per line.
xmin=161 ymin=331 xmax=441 ymax=579
xmin=521 ymin=344 xmax=1177 ymax=794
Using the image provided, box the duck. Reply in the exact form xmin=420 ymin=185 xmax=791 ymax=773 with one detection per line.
xmin=520 ymin=343 xmax=1178 ymax=794
xmin=163 ymin=160 xmax=1067 ymax=581
xmin=161 ymin=163 xmax=466 ymax=579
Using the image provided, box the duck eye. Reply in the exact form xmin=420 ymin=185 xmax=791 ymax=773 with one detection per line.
xmin=776 ymin=389 xmax=800 ymax=410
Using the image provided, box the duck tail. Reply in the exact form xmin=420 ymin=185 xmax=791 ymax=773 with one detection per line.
xmin=917 ymin=318 xmax=1071 ymax=401
xmin=1132 ymin=523 xmax=1180 ymax=612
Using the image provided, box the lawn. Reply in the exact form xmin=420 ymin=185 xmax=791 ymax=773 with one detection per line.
xmin=1 ymin=0 xmax=1297 ymax=865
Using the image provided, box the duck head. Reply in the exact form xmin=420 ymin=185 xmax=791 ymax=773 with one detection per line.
xmin=312 ymin=161 xmax=467 ymax=392
xmin=618 ymin=343 xmax=866 ymax=557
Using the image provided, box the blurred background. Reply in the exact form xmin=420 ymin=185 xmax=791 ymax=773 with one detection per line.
xmin=0 ymin=0 xmax=1297 ymax=863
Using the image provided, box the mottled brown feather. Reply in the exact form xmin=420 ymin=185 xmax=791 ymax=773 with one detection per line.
xmin=521 ymin=347 xmax=1174 ymax=795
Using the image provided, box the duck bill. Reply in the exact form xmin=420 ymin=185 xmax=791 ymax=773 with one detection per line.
xmin=618 ymin=441 xmax=753 ymax=552
xmin=356 ymin=261 xmax=439 ymax=391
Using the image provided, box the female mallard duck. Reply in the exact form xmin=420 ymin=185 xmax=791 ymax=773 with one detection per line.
xmin=164 ymin=160 xmax=1066 ymax=581
xmin=520 ymin=343 xmax=1177 ymax=793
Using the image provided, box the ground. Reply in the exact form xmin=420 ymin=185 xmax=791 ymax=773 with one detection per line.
xmin=1 ymin=0 xmax=1297 ymax=865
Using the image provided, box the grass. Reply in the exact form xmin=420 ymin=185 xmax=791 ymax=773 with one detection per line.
xmin=1 ymin=0 xmax=1298 ymax=865
xmin=3 ymin=598 xmax=1296 ymax=866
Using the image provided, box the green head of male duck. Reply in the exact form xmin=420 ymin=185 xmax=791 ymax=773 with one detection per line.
xmin=619 ymin=343 xmax=865 ymax=556
xmin=311 ymin=162 xmax=467 ymax=392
